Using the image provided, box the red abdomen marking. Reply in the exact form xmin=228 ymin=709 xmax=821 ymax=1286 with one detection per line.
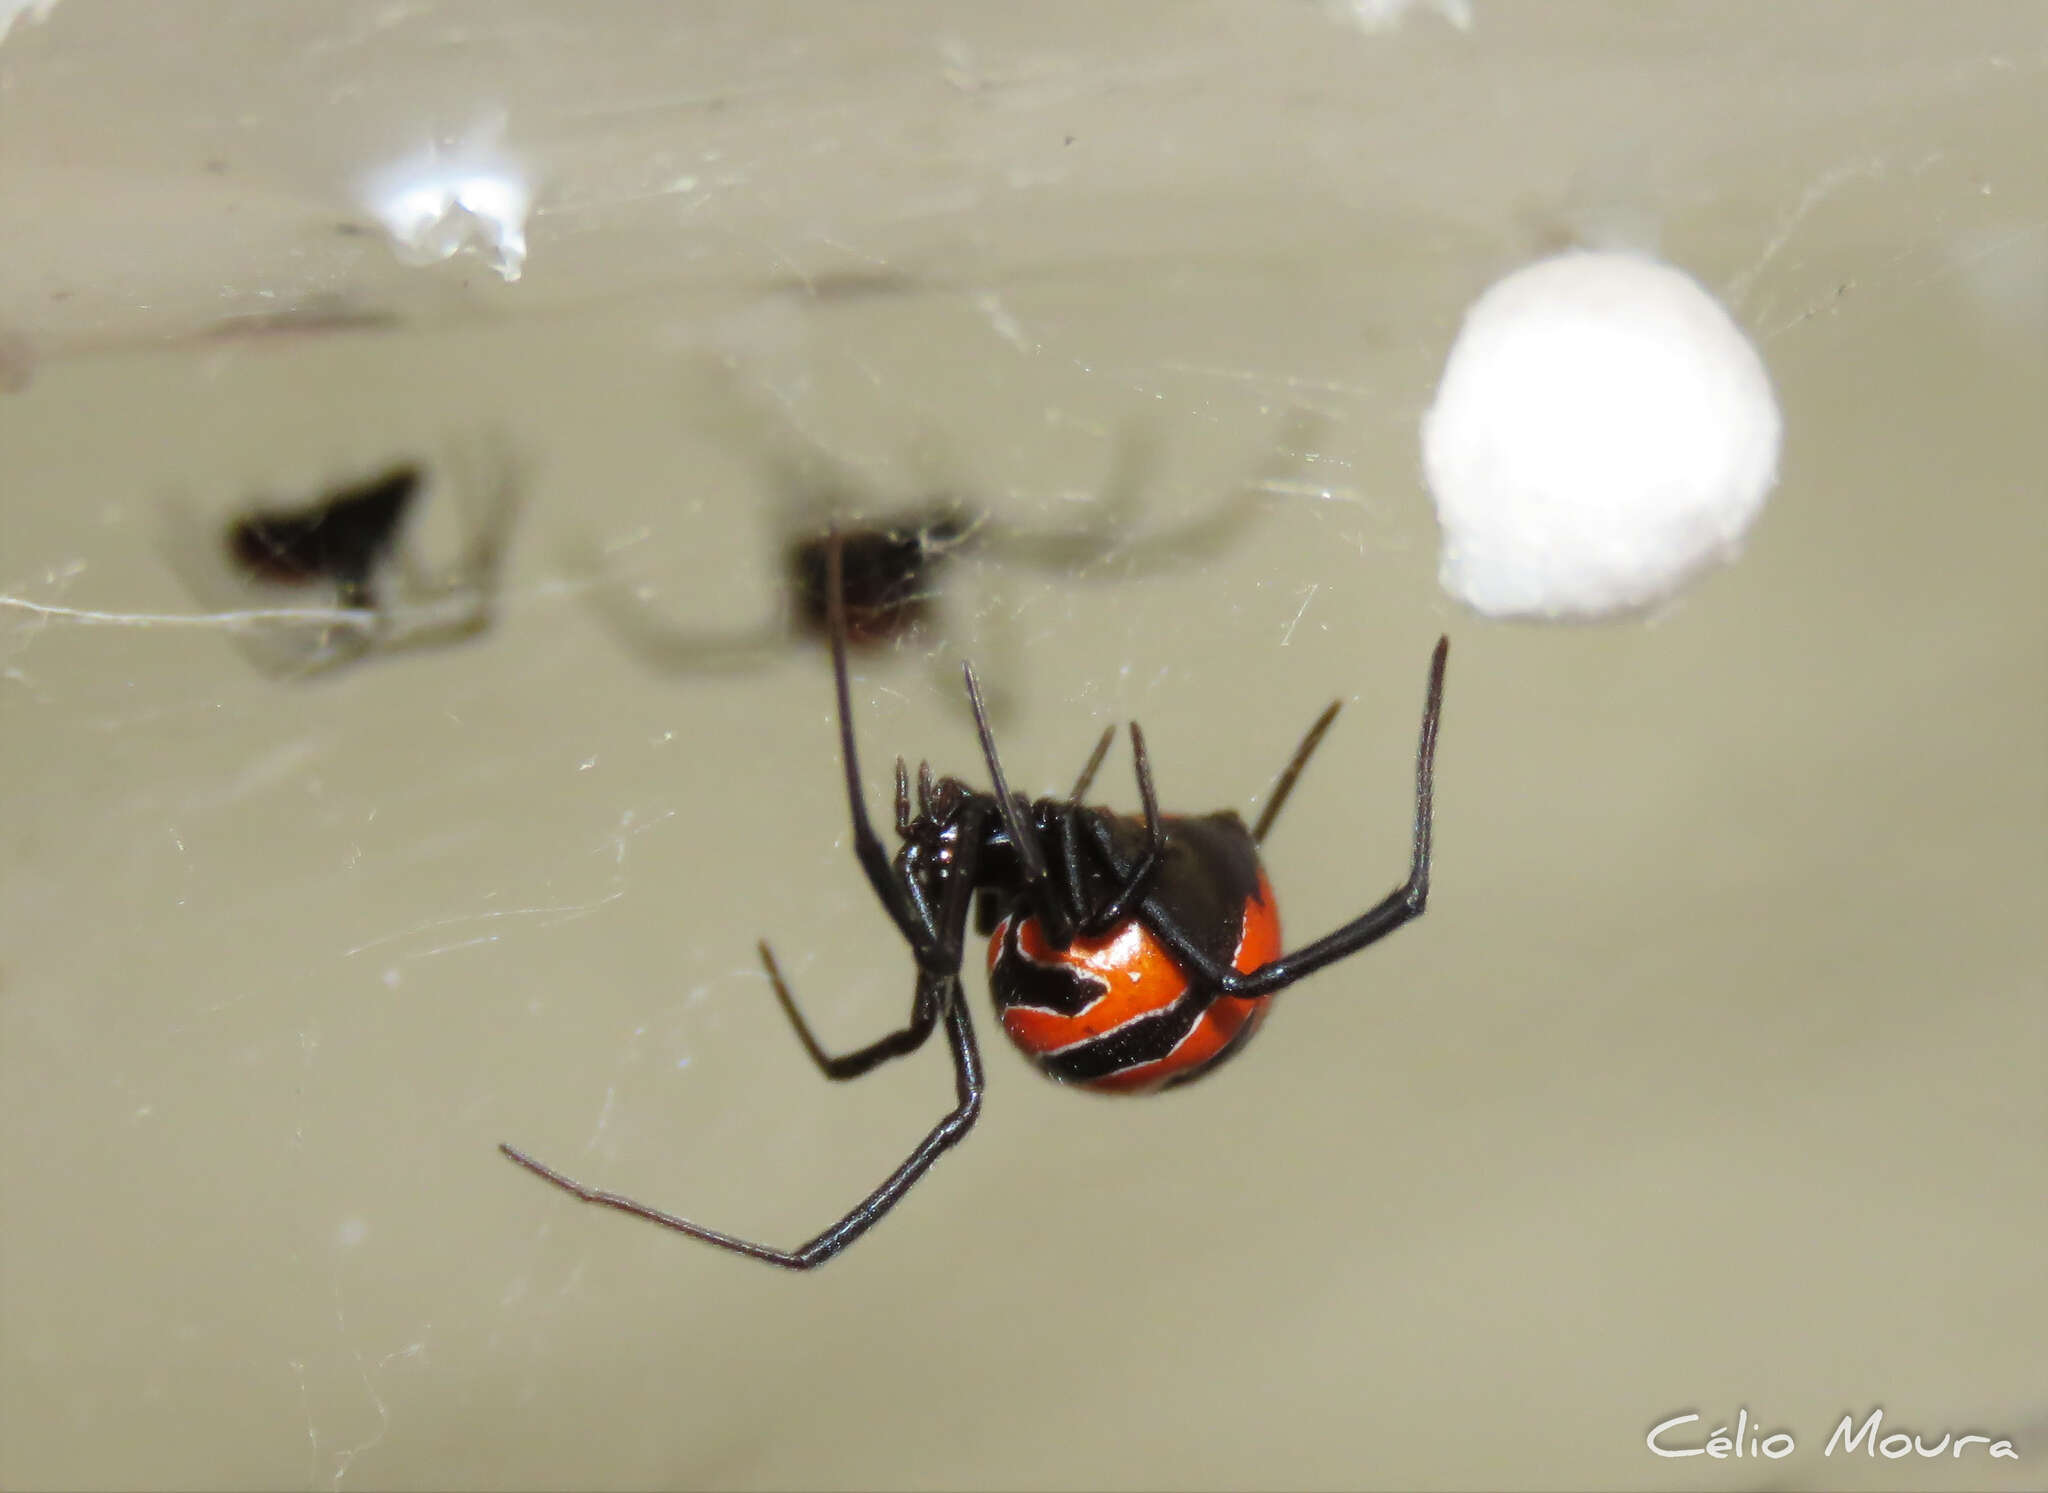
xmin=988 ymin=875 xmax=1281 ymax=1094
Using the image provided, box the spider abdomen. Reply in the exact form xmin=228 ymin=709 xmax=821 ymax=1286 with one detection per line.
xmin=987 ymin=814 xmax=1282 ymax=1093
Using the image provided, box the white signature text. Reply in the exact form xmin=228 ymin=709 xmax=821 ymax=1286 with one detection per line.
xmin=1647 ymin=1407 xmax=2017 ymax=1462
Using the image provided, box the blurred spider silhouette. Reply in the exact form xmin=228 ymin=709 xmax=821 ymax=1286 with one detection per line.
xmin=228 ymin=464 xmax=417 ymax=610
xmin=581 ymin=386 xmax=1323 ymax=716
xmin=170 ymin=440 xmax=522 ymax=678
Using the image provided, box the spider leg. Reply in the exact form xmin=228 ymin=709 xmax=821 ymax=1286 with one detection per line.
xmin=1052 ymin=812 xmax=1097 ymax=934
xmin=756 ymin=787 xmax=989 ymax=1075
xmin=1251 ymin=700 xmax=1343 ymax=845
xmin=1067 ymin=726 xmax=1117 ymax=803
xmin=1105 ymin=637 xmax=1447 ymax=1000
xmin=1031 ymin=726 xmax=1115 ymax=934
xmin=758 ymin=941 xmax=941 ymax=1079
xmin=1034 ymin=724 xmax=1167 ymax=940
xmin=500 ymin=536 xmax=995 ymax=1270
xmin=498 ymin=982 xmax=984 ymax=1270
xmin=1073 ymin=723 xmax=1165 ymax=936
xmin=963 ymin=659 xmax=1075 ymax=945
xmin=827 ymin=531 xmax=939 ymax=950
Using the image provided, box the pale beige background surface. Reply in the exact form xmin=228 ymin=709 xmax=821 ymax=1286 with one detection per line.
xmin=1 ymin=5 xmax=2043 ymax=1491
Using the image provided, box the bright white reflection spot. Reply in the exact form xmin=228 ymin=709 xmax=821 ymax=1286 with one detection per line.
xmin=382 ymin=967 xmax=402 ymax=989
xmin=358 ymin=119 xmax=532 ymax=282
xmin=336 ymin=1215 xmax=369 ymax=1248
xmin=1322 ymin=0 xmax=1473 ymax=33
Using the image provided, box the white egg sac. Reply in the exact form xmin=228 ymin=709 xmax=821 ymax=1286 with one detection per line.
xmin=1422 ymin=250 xmax=1782 ymax=621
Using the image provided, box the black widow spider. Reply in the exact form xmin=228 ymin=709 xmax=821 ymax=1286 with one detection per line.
xmin=501 ymin=533 xmax=1449 ymax=1269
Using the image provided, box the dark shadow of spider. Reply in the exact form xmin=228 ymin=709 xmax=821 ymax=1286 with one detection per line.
xmin=165 ymin=437 xmax=523 ymax=679
xmin=575 ymin=381 xmax=1325 ymax=720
